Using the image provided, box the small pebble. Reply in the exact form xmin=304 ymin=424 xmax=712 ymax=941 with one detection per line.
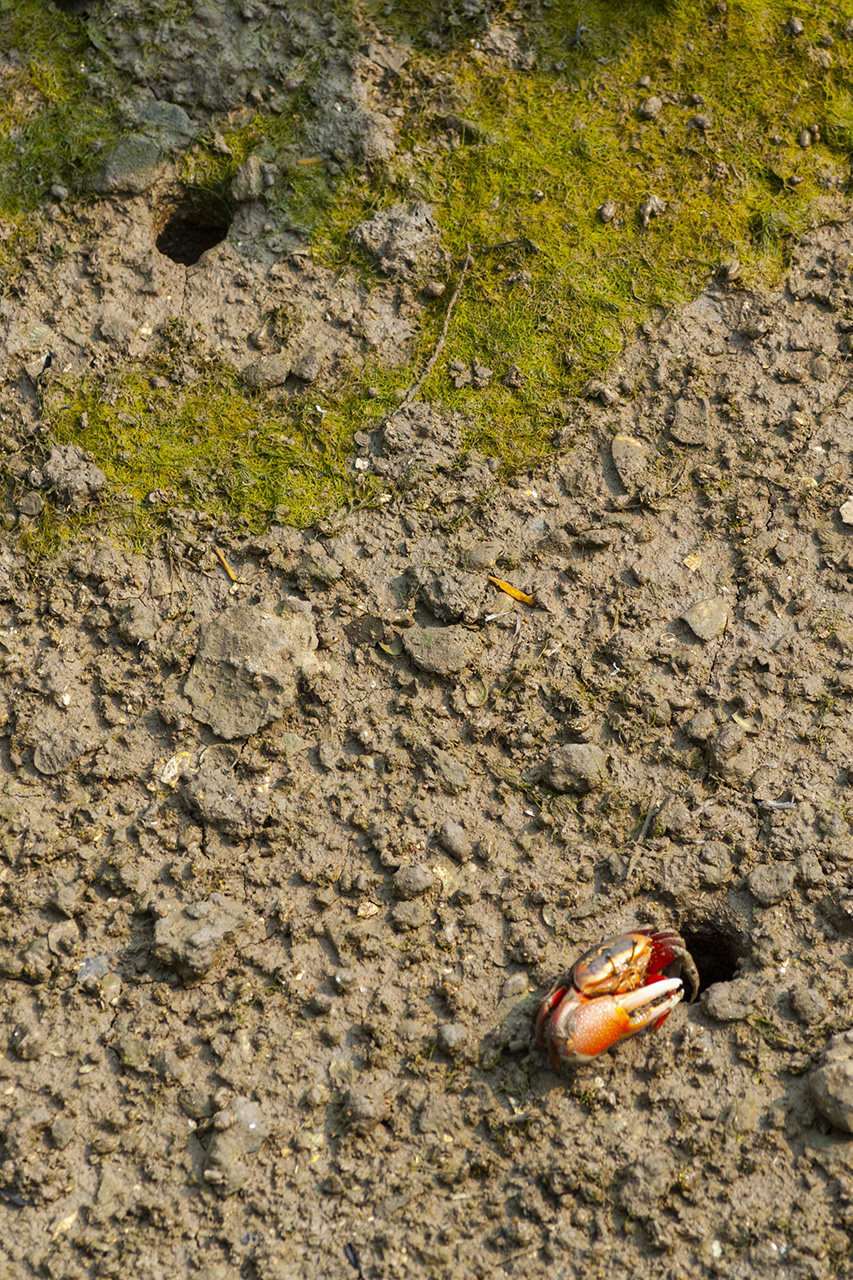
xmin=638 ymin=96 xmax=663 ymax=120
xmin=785 ymin=16 xmax=804 ymax=35
xmin=598 ymin=199 xmax=617 ymax=223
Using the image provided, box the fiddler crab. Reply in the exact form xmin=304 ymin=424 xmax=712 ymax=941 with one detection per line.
xmin=534 ymin=926 xmax=699 ymax=1067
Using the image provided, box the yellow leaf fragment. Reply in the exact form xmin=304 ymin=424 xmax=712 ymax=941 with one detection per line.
xmin=487 ymin=575 xmax=535 ymax=606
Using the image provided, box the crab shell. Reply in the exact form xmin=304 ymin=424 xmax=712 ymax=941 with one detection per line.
xmin=534 ymin=927 xmax=699 ymax=1068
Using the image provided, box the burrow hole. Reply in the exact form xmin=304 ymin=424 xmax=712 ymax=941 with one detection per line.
xmin=155 ymin=192 xmax=232 ymax=266
xmin=679 ymin=924 xmax=742 ymax=995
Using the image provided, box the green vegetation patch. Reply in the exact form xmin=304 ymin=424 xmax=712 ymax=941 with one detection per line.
xmin=5 ymin=0 xmax=853 ymax=547
xmin=37 ymin=363 xmax=383 ymax=547
xmin=348 ymin=0 xmax=853 ymax=469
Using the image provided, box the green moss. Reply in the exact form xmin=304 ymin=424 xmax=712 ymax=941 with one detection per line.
xmin=33 ymin=362 xmax=386 ymax=550
xmin=6 ymin=0 xmax=853 ymax=548
xmin=0 ymin=5 xmax=122 ymax=215
xmin=334 ymin=0 xmax=853 ymax=470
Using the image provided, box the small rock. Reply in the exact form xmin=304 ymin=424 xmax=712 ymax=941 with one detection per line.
xmin=670 ymin=395 xmax=710 ymax=445
xmin=785 ymin=16 xmax=804 ymax=35
xmin=344 ymin=1086 xmax=390 ymax=1135
xmin=17 ymin=491 xmax=44 ymax=518
xmin=43 ymin=444 xmax=107 ymax=510
xmin=242 ymin=355 xmax=291 ymax=388
xmin=91 ymin=133 xmax=166 ymax=195
xmin=789 ymin=985 xmax=828 ymax=1025
xmin=682 ymin=595 xmax=729 ymax=641
xmin=698 ymin=841 xmax=732 ymax=887
xmin=639 ymin=194 xmax=666 ymax=228
xmin=185 ymin=601 xmax=319 ymax=739
xmin=638 ymin=95 xmax=663 ymax=119
xmin=229 ymin=155 xmax=264 ymax=202
xmin=702 ymin=976 xmax=759 ymax=1021
xmin=611 ymin=434 xmax=652 ymax=488
xmin=708 ymin=725 xmax=753 ymax=781
xmin=598 ymin=199 xmax=617 ymax=223
xmin=584 ymin=380 xmax=618 ymax=406
xmin=402 ymin=625 xmax=477 ymax=675
xmin=390 ymin=900 xmax=428 ymax=932
xmin=747 ymin=862 xmax=796 ymax=906
xmin=839 ymin=497 xmax=853 ymax=525
xmin=538 ymin=743 xmax=608 ymax=794
xmin=393 ymin=864 xmax=436 ymax=899
xmin=809 ymin=1033 xmax=853 ymax=1132
xmin=686 ymin=113 xmax=711 ymax=132
xmin=436 ymin=1022 xmax=470 ymax=1058
xmin=437 ymin=820 xmax=472 ymax=862
xmin=349 ymin=201 xmax=448 ymax=280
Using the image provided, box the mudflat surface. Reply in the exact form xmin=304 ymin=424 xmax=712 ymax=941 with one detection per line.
xmin=2 ymin=4 xmax=853 ymax=1280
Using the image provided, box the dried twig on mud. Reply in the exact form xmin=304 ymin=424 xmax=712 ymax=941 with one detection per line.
xmin=402 ymin=243 xmax=473 ymax=404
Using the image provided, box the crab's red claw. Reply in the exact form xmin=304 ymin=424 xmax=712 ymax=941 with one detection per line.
xmin=643 ymin=929 xmax=700 ymax=1003
xmin=543 ymin=978 xmax=684 ymax=1065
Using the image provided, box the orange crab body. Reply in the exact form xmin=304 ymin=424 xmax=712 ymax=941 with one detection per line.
xmin=534 ymin=927 xmax=699 ymax=1067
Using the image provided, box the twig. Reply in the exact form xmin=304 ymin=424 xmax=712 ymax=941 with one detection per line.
xmin=402 ymin=243 xmax=473 ymax=404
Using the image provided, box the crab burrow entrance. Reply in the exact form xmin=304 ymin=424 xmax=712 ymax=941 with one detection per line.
xmin=154 ymin=191 xmax=232 ymax=266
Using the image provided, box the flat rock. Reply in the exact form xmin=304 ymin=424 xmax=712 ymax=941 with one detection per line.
xmin=181 ymin=765 xmax=270 ymax=837
xmin=402 ymin=624 xmax=477 ymax=675
xmin=538 ymin=743 xmax=608 ymax=793
xmin=611 ymin=434 xmax=652 ymax=488
xmin=682 ymin=595 xmax=729 ymax=641
xmin=702 ymin=976 xmax=760 ymax=1021
xmin=748 ymin=862 xmax=796 ymax=906
xmin=43 ymin=444 xmax=107 ymax=510
xmin=670 ymin=395 xmax=710 ymax=445
xmin=185 ymin=601 xmax=319 ymax=739
xmin=90 ymin=133 xmax=167 ymax=195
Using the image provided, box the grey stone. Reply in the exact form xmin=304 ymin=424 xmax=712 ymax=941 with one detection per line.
xmin=748 ymin=862 xmax=796 ymax=906
xmin=91 ymin=134 xmax=167 ymax=195
xmin=185 ymin=602 xmax=319 ymax=739
xmin=402 ymin=625 xmax=476 ymax=675
xmin=393 ymin=865 xmax=436 ymax=899
xmin=809 ymin=1037 xmax=853 ymax=1133
xmin=699 ymin=840 xmax=733 ymax=887
xmin=638 ymin=95 xmax=663 ymax=119
xmin=670 ymin=395 xmax=710 ymax=445
xmin=116 ymin=599 xmax=161 ymax=644
xmin=344 ymin=1086 xmax=389 ymax=1135
xmin=230 ymin=155 xmax=264 ymax=202
xmin=152 ymin=894 xmax=250 ymax=980
xmin=437 ymin=1022 xmax=470 ymax=1058
xmin=538 ymin=743 xmax=608 ymax=793
xmin=17 ymin=491 xmax=44 ymax=517
xmin=181 ymin=766 xmax=270 ymax=837
xmin=682 ymin=595 xmax=729 ymax=640
xmin=709 ymin=724 xmax=754 ymax=780
xmin=242 ymin=355 xmax=291 ymax=388
xmin=702 ymin=976 xmax=760 ymax=1021
xmin=611 ymin=434 xmax=652 ymax=488
xmin=390 ymin=900 xmax=428 ymax=932
xmin=33 ymin=724 xmax=98 ymax=776
xmin=437 ymin=819 xmax=472 ymax=861
xmin=789 ymin=985 xmax=829 ymax=1025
